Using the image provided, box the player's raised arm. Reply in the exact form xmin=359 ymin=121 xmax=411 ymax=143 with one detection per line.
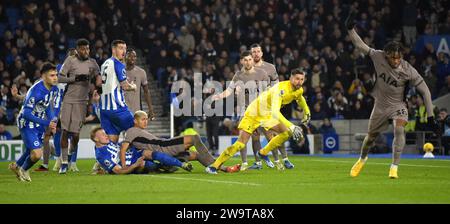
xmin=212 ymin=87 xmax=233 ymax=101
xmin=212 ymin=75 xmax=237 ymax=101
xmin=345 ymin=11 xmax=370 ymax=55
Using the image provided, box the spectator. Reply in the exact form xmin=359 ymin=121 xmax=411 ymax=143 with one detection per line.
xmin=415 ymin=95 xmax=439 ymax=131
xmin=327 ymin=91 xmax=349 ymax=119
xmin=347 ymin=79 xmax=367 ymax=99
xmin=436 ymin=52 xmax=450 ymax=95
xmin=311 ymin=102 xmax=328 ymax=121
xmin=319 ymin=118 xmax=336 ymax=135
xmin=438 ymin=108 xmax=450 ymax=155
xmin=438 ymin=76 xmax=450 ymax=97
xmin=177 ymin=26 xmax=195 ymax=56
xmin=218 ymin=118 xmax=234 ymax=136
xmin=0 ymin=123 xmax=12 ymax=140
xmin=402 ymin=0 xmax=418 ymax=46
xmin=348 ymin=100 xmax=369 ymax=119
xmin=0 ymin=107 xmax=9 ymax=124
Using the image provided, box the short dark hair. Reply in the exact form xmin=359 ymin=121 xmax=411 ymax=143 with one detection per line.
xmin=67 ymin=48 xmax=77 ymax=57
xmin=384 ymin=41 xmax=404 ymax=56
xmin=440 ymin=108 xmax=448 ymax=113
xmin=40 ymin=62 xmax=56 ymax=75
xmin=76 ymin=38 xmax=89 ymax=47
xmin=111 ymin=39 xmax=126 ymax=48
xmin=290 ymin=68 xmax=306 ymax=76
xmin=90 ymin=126 xmax=103 ymax=142
xmin=240 ymin=50 xmax=252 ymax=59
xmin=250 ymin=43 xmax=261 ymax=49
xmin=126 ymin=48 xmax=136 ymax=54
xmin=186 ymin=122 xmax=193 ymax=129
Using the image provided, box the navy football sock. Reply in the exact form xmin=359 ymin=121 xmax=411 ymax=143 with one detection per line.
xmin=22 ymin=155 xmax=37 ymax=171
xmin=70 ymin=147 xmax=78 ymax=163
xmin=16 ymin=148 xmax=31 ymax=167
xmin=152 ymin=151 xmax=183 ymax=167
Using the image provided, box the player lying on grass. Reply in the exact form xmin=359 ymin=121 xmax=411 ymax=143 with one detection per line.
xmin=120 ymin=111 xmax=241 ymax=173
xmin=91 ymin=127 xmax=193 ymax=174
xmin=345 ymin=11 xmax=439 ymax=178
xmin=206 ymin=68 xmax=311 ymax=174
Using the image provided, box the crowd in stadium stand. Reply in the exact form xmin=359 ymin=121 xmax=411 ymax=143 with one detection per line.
xmin=0 ymin=0 xmax=449 ymax=136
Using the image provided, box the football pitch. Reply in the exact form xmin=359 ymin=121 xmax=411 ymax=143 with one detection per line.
xmin=1 ymin=156 xmax=450 ymax=204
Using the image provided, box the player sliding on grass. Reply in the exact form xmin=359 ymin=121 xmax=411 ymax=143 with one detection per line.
xmin=206 ymin=68 xmax=310 ymax=174
xmin=91 ymin=126 xmax=193 ymax=174
xmin=345 ymin=11 xmax=439 ymax=179
xmin=119 ymin=111 xmax=241 ymax=173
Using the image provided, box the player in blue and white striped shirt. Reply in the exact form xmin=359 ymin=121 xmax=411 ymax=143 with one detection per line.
xmin=90 ymin=127 xmax=193 ymax=174
xmin=99 ymin=40 xmax=137 ymax=143
xmin=9 ymin=63 xmax=59 ymax=182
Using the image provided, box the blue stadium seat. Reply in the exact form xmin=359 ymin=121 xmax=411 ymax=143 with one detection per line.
xmin=6 ymin=7 xmax=20 ymax=30
xmin=5 ymin=7 xmax=19 ymax=18
xmin=0 ymin=23 xmax=6 ymax=36
xmin=58 ymin=53 xmax=66 ymax=62
xmin=68 ymin=38 xmax=77 ymax=48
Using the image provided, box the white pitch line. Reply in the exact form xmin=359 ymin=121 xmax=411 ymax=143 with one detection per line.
xmin=311 ymin=159 xmax=450 ymax=168
xmin=147 ymin=175 xmax=262 ymax=186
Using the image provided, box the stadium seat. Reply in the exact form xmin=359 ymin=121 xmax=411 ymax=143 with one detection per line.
xmin=6 ymin=7 xmax=20 ymax=30
xmin=0 ymin=23 xmax=6 ymax=36
xmin=67 ymin=38 xmax=77 ymax=48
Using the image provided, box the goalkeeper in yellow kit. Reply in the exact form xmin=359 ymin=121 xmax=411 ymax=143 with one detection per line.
xmin=206 ymin=68 xmax=310 ymax=174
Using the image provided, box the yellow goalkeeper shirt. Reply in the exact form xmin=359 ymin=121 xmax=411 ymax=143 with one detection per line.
xmin=244 ymin=80 xmax=310 ymax=129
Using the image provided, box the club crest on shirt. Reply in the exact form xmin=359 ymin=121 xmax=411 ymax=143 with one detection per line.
xmin=27 ymin=97 xmax=35 ymax=107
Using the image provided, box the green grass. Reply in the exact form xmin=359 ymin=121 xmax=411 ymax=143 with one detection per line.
xmin=1 ymin=156 xmax=450 ymax=204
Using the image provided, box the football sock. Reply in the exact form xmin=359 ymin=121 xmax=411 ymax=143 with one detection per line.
xmin=54 ymin=131 xmax=61 ymax=157
xmin=240 ymin=146 xmax=248 ymax=163
xmin=392 ymin=126 xmax=405 ymax=165
xmin=260 ymin=131 xmax=290 ymax=155
xmin=192 ymin=136 xmax=215 ymax=167
xmin=360 ymin=135 xmax=375 ymax=159
xmin=43 ymin=139 xmax=50 ymax=166
xmin=251 ymin=136 xmax=261 ymax=162
xmin=70 ymin=146 xmax=78 ymax=163
xmin=16 ymin=148 xmax=31 ymax=167
xmin=279 ymin=144 xmax=288 ymax=159
xmin=61 ymin=147 xmax=68 ymax=164
xmin=22 ymin=155 xmax=37 ymax=171
xmin=144 ymin=161 xmax=158 ymax=170
xmin=152 ymin=151 xmax=183 ymax=167
xmin=212 ymin=141 xmax=245 ymax=169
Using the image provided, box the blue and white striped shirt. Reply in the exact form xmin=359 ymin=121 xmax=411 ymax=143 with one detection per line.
xmin=99 ymin=57 xmax=128 ymax=111
xmin=17 ymin=80 xmax=59 ymax=132
xmin=54 ymin=64 xmax=66 ymax=117
xmin=95 ymin=141 xmax=133 ymax=173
